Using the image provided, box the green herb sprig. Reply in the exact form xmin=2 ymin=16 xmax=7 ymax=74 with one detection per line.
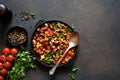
xmin=69 ymin=66 xmax=79 ymax=80
xmin=6 ymin=50 xmax=37 ymax=80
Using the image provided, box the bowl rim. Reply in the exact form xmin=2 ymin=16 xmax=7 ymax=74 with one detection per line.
xmin=31 ymin=20 xmax=77 ymax=67
xmin=7 ymin=25 xmax=28 ymax=46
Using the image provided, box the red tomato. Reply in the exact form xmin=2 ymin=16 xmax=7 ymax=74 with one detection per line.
xmin=48 ymin=29 xmax=54 ymax=36
xmin=43 ymin=41 xmax=48 ymax=46
xmin=10 ymin=48 xmax=18 ymax=55
xmin=0 ymin=55 xmax=7 ymax=63
xmin=7 ymin=55 xmax=14 ymax=62
xmin=67 ymin=50 xmax=74 ymax=57
xmin=3 ymin=61 xmax=12 ymax=69
xmin=0 ymin=62 xmax=3 ymax=68
xmin=46 ymin=45 xmax=51 ymax=50
xmin=0 ymin=76 xmax=4 ymax=80
xmin=2 ymin=47 xmax=10 ymax=55
xmin=53 ymin=48 xmax=58 ymax=52
xmin=0 ymin=68 xmax=8 ymax=76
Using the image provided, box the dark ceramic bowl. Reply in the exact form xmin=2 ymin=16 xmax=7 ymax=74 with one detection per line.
xmin=7 ymin=25 xmax=28 ymax=46
xmin=31 ymin=20 xmax=77 ymax=67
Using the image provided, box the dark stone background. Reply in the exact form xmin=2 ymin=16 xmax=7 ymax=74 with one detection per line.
xmin=0 ymin=0 xmax=120 ymax=80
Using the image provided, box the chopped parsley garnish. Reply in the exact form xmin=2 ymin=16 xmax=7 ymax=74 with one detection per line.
xmin=65 ymin=27 xmax=71 ymax=32
xmin=56 ymin=22 xmax=61 ymax=28
xmin=59 ymin=33 xmax=66 ymax=38
xmin=44 ymin=52 xmax=55 ymax=64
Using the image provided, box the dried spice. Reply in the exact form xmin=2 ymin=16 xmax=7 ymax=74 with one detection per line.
xmin=8 ymin=28 xmax=27 ymax=45
xmin=14 ymin=11 xmax=36 ymax=24
xmin=20 ymin=11 xmax=31 ymax=21
xmin=19 ymin=11 xmax=36 ymax=21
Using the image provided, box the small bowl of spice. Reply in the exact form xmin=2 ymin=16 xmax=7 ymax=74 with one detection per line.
xmin=7 ymin=26 xmax=27 ymax=46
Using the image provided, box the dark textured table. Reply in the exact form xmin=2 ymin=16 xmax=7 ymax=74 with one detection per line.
xmin=0 ymin=0 xmax=120 ymax=80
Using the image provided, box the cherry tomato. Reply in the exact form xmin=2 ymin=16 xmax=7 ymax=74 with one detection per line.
xmin=0 ymin=62 xmax=3 ymax=68
xmin=3 ymin=61 xmax=12 ymax=69
xmin=43 ymin=41 xmax=48 ymax=46
xmin=48 ymin=29 xmax=54 ymax=36
xmin=67 ymin=50 xmax=74 ymax=57
xmin=7 ymin=55 xmax=14 ymax=62
xmin=0 ymin=68 xmax=8 ymax=76
xmin=46 ymin=45 xmax=51 ymax=50
xmin=2 ymin=47 xmax=10 ymax=55
xmin=0 ymin=76 xmax=4 ymax=80
xmin=10 ymin=48 xmax=18 ymax=55
xmin=0 ymin=55 xmax=6 ymax=63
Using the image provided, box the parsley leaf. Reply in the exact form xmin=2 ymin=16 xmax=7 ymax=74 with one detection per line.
xmin=71 ymin=24 xmax=75 ymax=28
xmin=69 ymin=72 xmax=75 ymax=80
xmin=30 ymin=12 xmax=36 ymax=19
xmin=69 ymin=66 xmax=79 ymax=80
xmin=65 ymin=27 xmax=70 ymax=32
xmin=56 ymin=22 xmax=61 ymax=28
xmin=72 ymin=66 xmax=79 ymax=72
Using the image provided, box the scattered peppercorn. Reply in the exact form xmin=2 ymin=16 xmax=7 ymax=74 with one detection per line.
xmin=19 ymin=11 xmax=36 ymax=21
xmin=20 ymin=11 xmax=31 ymax=21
